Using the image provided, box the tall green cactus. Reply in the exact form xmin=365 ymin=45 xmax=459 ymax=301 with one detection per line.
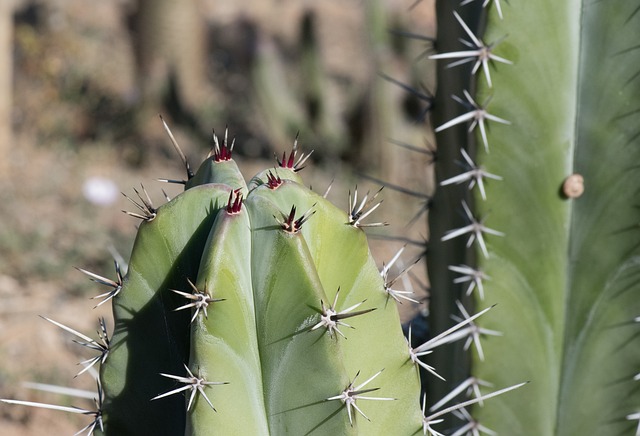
xmin=427 ymin=0 xmax=640 ymax=434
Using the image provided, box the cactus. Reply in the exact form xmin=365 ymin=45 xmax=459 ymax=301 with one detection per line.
xmin=18 ymin=2 xmax=636 ymax=433
xmin=0 ymin=121 xmax=417 ymax=433
xmin=422 ymin=0 xmax=640 ymax=434
xmin=1 ymin=109 xmax=528 ymax=434
xmin=100 ymin=129 xmax=431 ymax=434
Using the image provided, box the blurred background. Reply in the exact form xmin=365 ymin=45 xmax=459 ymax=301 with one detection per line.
xmin=0 ymin=0 xmax=435 ymax=433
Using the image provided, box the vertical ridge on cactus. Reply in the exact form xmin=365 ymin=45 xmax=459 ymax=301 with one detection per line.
xmin=470 ymin=1 xmax=640 ymax=434
xmin=428 ymin=0 xmax=640 ymax=433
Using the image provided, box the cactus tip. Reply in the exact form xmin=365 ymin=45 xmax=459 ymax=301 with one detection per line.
xmin=226 ymin=189 xmax=244 ymax=214
xmin=266 ymin=170 xmax=283 ymax=189
xmin=276 ymin=136 xmax=313 ymax=172
xmin=276 ymin=204 xmax=316 ymax=233
xmin=210 ymin=127 xmax=235 ymax=162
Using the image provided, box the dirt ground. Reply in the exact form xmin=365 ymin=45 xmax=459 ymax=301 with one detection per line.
xmin=0 ymin=1 xmax=435 ymax=434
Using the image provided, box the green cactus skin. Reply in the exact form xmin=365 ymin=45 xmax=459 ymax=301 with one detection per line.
xmin=100 ymin=184 xmax=230 ymax=434
xmin=430 ymin=0 xmax=640 ymax=434
xmin=98 ymin=145 xmax=424 ymax=435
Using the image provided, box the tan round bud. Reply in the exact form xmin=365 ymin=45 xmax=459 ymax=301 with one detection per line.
xmin=562 ymin=174 xmax=584 ymax=198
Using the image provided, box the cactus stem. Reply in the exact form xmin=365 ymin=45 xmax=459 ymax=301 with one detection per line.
xmin=276 ymin=134 xmax=313 ymax=172
xmin=76 ymin=260 xmax=123 ymax=308
xmin=448 ymin=264 xmax=490 ymax=300
xmin=276 ymin=204 xmax=316 ymax=233
xmin=311 ymin=287 xmax=375 ymax=339
xmin=450 ymin=301 xmax=503 ymax=361
xmin=381 ymin=247 xmax=421 ymax=304
xmin=160 ymin=114 xmax=193 ymax=180
xmin=429 ymin=11 xmax=511 ymax=88
xmin=407 ymin=325 xmax=445 ymax=381
xmin=210 ymin=127 xmax=235 ymax=162
xmin=429 ymin=377 xmax=493 ymax=412
xmin=171 ymin=279 xmax=224 ymax=324
xmin=460 ymin=0 xmax=504 ymax=20
xmin=152 ymin=364 xmax=229 ymax=412
xmin=40 ymin=317 xmax=110 ymax=377
xmin=440 ymin=148 xmax=502 ymax=201
xmin=226 ymin=189 xmax=244 ymax=214
xmin=441 ymin=201 xmax=504 ymax=258
xmin=435 ymin=90 xmax=510 ymax=153
xmin=326 ymin=369 xmax=394 ymax=425
xmin=348 ymin=187 xmax=388 ymax=228
xmin=122 ymin=185 xmax=157 ymax=221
